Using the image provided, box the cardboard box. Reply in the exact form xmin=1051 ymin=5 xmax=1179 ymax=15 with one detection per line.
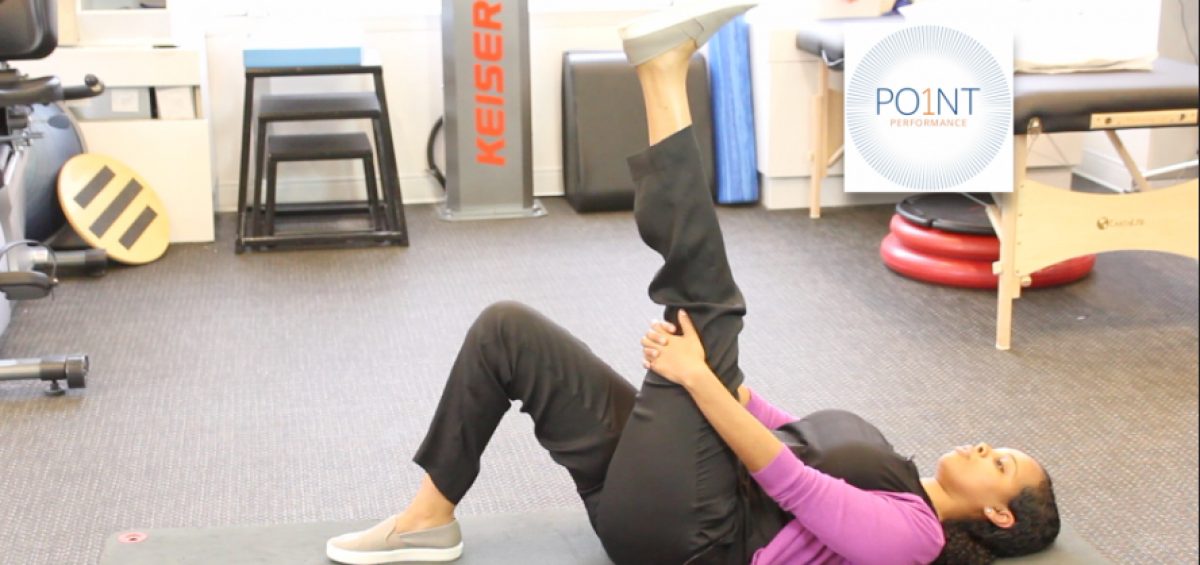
xmin=65 ymin=87 xmax=152 ymax=120
xmin=153 ymin=86 xmax=196 ymax=120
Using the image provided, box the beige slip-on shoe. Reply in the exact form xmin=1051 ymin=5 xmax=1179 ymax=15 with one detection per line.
xmin=326 ymin=516 xmax=463 ymax=564
xmin=619 ymin=0 xmax=759 ymax=66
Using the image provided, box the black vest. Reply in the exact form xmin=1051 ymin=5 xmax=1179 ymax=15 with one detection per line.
xmin=774 ymin=409 xmax=933 ymax=505
xmin=739 ymin=410 xmax=935 ymax=556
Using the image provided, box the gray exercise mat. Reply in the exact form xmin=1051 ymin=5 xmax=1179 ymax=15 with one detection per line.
xmin=99 ymin=509 xmax=1106 ymax=564
xmin=100 ymin=510 xmax=612 ymax=565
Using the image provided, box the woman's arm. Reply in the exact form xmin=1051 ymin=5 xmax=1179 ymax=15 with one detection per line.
xmin=741 ymin=386 xmax=799 ymax=430
xmin=736 ymin=385 xmax=750 ymax=407
xmin=647 ymin=320 xmax=797 ymax=430
xmin=643 ymin=311 xmax=785 ymax=472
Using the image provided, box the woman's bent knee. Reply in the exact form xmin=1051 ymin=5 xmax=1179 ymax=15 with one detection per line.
xmin=474 ymin=300 xmax=537 ymax=331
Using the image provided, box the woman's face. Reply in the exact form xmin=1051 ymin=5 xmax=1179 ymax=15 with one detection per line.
xmin=936 ymin=443 xmax=1045 ymax=524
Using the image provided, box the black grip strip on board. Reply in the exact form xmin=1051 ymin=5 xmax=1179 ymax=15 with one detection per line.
xmin=119 ymin=207 xmax=159 ymax=249
xmin=90 ymin=179 xmax=143 ymax=238
xmin=75 ymin=166 xmax=116 ymax=208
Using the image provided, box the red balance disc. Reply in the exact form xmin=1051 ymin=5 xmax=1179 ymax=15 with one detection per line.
xmin=880 ymin=234 xmax=1096 ymax=290
xmin=889 ymin=214 xmax=1000 ymax=261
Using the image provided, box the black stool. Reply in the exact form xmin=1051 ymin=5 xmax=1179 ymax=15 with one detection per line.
xmin=264 ymin=132 xmax=381 ymax=236
xmin=235 ymin=73 xmax=410 ymax=252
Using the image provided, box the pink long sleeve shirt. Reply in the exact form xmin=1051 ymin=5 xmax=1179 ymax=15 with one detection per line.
xmin=742 ymin=391 xmax=945 ymax=565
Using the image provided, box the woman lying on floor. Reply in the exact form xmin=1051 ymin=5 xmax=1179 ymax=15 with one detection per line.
xmin=325 ymin=1 xmax=1061 ymax=564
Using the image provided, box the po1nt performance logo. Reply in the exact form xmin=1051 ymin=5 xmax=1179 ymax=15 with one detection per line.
xmin=845 ymin=23 xmax=1013 ymax=193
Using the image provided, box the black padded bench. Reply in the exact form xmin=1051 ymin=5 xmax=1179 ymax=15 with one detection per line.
xmin=562 ymin=51 xmax=717 ymax=213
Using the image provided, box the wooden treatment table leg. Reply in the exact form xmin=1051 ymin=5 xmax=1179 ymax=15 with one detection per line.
xmin=809 ymin=63 xmax=830 ymax=219
xmin=992 ymin=135 xmax=1031 ymax=351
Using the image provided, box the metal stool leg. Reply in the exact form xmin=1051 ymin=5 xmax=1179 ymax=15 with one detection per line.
xmin=235 ymin=76 xmax=258 ymax=253
xmin=252 ymin=121 xmax=270 ymax=238
xmin=371 ymin=71 xmax=409 ymax=245
xmin=266 ymin=158 xmax=280 ymax=236
xmin=362 ymin=154 xmax=381 ymax=231
xmin=369 ymin=120 xmax=396 ymax=232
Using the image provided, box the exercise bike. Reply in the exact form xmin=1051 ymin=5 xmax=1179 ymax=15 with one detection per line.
xmin=1 ymin=0 xmax=105 ymax=395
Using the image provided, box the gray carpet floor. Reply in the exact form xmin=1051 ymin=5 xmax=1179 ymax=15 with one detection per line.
xmin=1 ymin=197 xmax=1196 ymax=565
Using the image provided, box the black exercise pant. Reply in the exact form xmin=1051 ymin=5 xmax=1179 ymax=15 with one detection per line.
xmin=413 ymin=128 xmax=780 ymax=565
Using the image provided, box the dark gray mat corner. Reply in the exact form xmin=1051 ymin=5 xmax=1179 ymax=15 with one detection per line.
xmin=98 ymin=510 xmax=1107 ymax=565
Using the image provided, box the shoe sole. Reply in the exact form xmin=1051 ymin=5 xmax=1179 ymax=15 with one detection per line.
xmin=325 ymin=541 xmax=464 ymax=564
xmin=618 ymin=0 xmax=759 ymax=42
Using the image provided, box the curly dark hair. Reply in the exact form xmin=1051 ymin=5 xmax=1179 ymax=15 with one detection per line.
xmin=931 ymin=474 xmax=1060 ymax=564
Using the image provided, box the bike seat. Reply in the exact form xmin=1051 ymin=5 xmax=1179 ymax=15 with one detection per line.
xmin=0 ymin=0 xmax=59 ymax=61
xmin=0 ymin=75 xmax=62 ymax=107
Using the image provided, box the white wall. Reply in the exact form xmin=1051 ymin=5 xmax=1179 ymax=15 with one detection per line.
xmin=1076 ymin=0 xmax=1199 ymax=190
xmin=1149 ymin=0 xmax=1199 ymax=171
xmin=203 ymin=10 xmax=655 ymax=212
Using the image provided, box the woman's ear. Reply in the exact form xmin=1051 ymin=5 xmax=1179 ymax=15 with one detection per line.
xmin=984 ymin=506 xmax=1015 ymax=529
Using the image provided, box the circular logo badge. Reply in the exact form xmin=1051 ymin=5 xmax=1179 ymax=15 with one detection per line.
xmin=118 ymin=532 xmax=149 ymax=544
xmin=847 ymin=25 xmax=1011 ymax=191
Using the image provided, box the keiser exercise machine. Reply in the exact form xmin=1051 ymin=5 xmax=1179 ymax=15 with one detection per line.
xmin=1 ymin=0 xmax=104 ymax=395
xmin=434 ymin=0 xmax=545 ymax=221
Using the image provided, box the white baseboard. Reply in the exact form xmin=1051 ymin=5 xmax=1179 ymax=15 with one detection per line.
xmin=760 ymin=175 xmax=909 ymax=211
xmin=216 ymin=167 xmax=1088 ymax=215
xmin=1073 ymin=170 xmax=1127 ymax=193
xmin=761 ymin=166 xmax=1082 ymax=211
xmin=1025 ymin=167 xmax=1077 ymax=191
xmin=1075 ymin=150 xmax=1132 ymax=193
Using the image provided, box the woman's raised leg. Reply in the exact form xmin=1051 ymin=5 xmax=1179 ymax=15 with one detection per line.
xmin=596 ymin=4 xmax=758 ymax=564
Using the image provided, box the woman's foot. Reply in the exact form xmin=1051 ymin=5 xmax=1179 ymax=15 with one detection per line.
xmin=619 ymin=0 xmax=759 ymax=66
xmin=326 ymin=515 xmax=463 ymax=564
xmin=391 ymin=511 xmax=455 ymax=535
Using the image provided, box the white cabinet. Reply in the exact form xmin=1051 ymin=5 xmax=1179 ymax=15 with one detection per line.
xmin=18 ymin=46 xmax=216 ymax=243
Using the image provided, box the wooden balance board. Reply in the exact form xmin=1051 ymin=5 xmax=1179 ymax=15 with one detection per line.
xmin=57 ymin=154 xmax=170 ymax=265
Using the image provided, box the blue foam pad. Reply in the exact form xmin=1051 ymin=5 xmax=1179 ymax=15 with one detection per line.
xmin=243 ymin=48 xmax=363 ymax=69
xmin=708 ymin=15 xmax=760 ymax=205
